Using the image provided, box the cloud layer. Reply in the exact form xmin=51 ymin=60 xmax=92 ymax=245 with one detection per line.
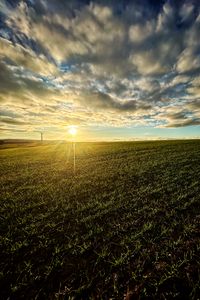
xmin=0 ymin=0 xmax=200 ymax=137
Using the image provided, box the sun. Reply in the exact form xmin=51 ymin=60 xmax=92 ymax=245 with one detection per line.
xmin=68 ymin=126 xmax=77 ymax=136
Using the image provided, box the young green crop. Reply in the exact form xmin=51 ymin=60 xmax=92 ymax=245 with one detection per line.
xmin=0 ymin=140 xmax=200 ymax=299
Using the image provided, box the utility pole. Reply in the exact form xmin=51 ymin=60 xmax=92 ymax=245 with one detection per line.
xmin=73 ymin=140 xmax=76 ymax=174
xmin=41 ymin=132 xmax=43 ymax=142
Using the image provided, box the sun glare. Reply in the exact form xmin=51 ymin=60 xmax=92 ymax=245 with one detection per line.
xmin=68 ymin=126 xmax=77 ymax=136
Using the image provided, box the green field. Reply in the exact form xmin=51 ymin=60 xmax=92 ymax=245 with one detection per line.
xmin=0 ymin=140 xmax=200 ymax=299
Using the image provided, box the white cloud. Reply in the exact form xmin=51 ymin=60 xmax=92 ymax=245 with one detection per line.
xmin=170 ymin=75 xmax=191 ymax=86
xmin=180 ymin=3 xmax=194 ymax=21
xmin=130 ymin=50 xmax=167 ymax=75
xmin=0 ymin=38 xmax=58 ymax=76
xmin=177 ymin=48 xmax=200 ymax=73
xmin=129 ymin=21 xmax=154 ymax=43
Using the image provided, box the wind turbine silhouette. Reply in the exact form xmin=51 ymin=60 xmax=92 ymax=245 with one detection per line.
xmin=40 ymin=132 xmax=43 ymax=142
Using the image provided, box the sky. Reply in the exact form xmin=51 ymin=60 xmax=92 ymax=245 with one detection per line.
xmin=0 ymin=0 xmax=200 ymax=141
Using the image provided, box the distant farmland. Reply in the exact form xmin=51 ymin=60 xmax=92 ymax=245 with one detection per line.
xmin=0 ymin=140 xmax=200 ymax=299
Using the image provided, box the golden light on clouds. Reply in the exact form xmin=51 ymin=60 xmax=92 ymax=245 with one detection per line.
xmin=0 ymin=0 xmax=200 ymax=141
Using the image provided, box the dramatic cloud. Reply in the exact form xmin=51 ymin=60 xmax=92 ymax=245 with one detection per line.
xmin=0 ymin=0 xmax=200 ymax=139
